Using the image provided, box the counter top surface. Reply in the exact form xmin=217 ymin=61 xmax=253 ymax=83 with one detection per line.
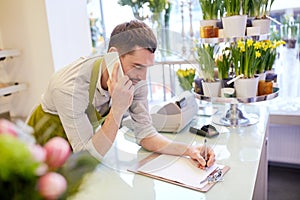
xmin=70 ymin=105 xmax=269 ymax=200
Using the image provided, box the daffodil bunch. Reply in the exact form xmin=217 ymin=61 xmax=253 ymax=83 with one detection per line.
xmin=230 ymin=39 xmax=285 ymax=77
xmin=230 ymin=38 xmax=262 ymax=78
xmin=256 ymin=40 xmax=285 ymax=72
xmin=176 ymin=68 xmax=196 ymax=91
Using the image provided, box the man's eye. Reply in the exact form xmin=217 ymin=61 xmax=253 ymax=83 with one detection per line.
xmin=134 ymin=65 xmax=142 ymax=69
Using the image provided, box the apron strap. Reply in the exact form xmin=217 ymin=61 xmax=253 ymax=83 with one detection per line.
xmin=85 ymin=58 xmax=107 ymax=131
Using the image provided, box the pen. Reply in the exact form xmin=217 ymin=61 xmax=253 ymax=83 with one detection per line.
xmin=204 ymin=138 xmax=208 ymax=169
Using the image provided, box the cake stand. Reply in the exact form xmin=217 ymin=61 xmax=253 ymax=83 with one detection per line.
xmin=194 ymin=88 xmax=280 ymax=127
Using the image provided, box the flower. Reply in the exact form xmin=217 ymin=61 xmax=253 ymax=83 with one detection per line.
xmin=229 ymin=39 xmax=285 ymax=77
xmin=37 ymin=172 xmax=67 ymax=200
xmin=176 ymin=68 xmax=195 ymax=91
xmin=44 ymin=137 xmax=71 ymax=170
xmin=256 ymin=39 xmax=285 ymax=72
xmin=230 ymin=38 xmax=263 ymax=78
xmin=0 ymin=119 xmax=99 ymax=200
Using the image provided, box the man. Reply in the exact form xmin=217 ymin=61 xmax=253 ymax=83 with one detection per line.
xmin=27 ymin=20 xmax=215 ymax=169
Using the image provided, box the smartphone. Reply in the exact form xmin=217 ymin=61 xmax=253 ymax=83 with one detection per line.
xmin=104 ymin=52 xmax=124 ymax=80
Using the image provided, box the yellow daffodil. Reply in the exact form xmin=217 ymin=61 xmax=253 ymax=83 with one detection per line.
xmin=254 ymin=41 xmax=261 ymax=49
xmin=255 ymin=51 xmax=261 ymax=58
xmin=247 ymin=39 xmax=254 ymax=47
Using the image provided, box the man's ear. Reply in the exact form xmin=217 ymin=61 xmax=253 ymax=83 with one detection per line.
xmin=108 ymin=47 xmax=118 ymax=53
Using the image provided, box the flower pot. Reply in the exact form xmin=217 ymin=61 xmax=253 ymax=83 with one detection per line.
xmin=252 ymin=19 xmax=271 ymax=35
xmin=258 ymin=80 xmax=273 ymax=96
xmin=200 ymin=19 xmax=219 ymax=38
xmin=200 ymin=19 xmax=218 ymax=27
xmin=222 ymin=15 xmax=247 ymax=38
xmin=234 ymin=77 xmax=259 ymax=98
xmin=246 ymin=26 xmax=260 ymax=36
xmin=221 ymin=78 xmax=234 ymax=88
xmin=202 ymin=81 xmax=221 ymax=97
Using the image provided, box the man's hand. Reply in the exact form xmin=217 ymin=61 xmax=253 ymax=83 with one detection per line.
xmin=107 ymin=63 xmax=134 ymax=116
xmin=187 ymin=145 xmax=216 ymax=169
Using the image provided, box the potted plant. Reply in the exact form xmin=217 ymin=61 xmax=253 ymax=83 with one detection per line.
xmin=194 ymin=42 xmax=221 ymax=97
xmin=222 ymin=0 xmax=248 ymax=38
xmin=258 ymin=40 xmax=285 ymax=72
xmin=176 ymin=68 xmax=196 ymax=91
xmin=256 ymin=40 xmax=285 ymax=95
xmin=251 ymin=0 xmax=275 ymax=34
xmin=230 ymin=38 xmax=261 ymax=97
xmin=215 ymin=47 xmax=233 ymax=87
xmin=198 ymin=0 xmax=223 ymax=38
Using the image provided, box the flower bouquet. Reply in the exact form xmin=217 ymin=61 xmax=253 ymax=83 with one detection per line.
xmin=176 ymin=68 xmax=196 ymax=91
xmin=0 ymin=119 xmax=99 ymax=200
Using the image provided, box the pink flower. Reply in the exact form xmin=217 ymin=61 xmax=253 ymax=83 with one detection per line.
xmin=37 ymin=172 xmax=67 ymax=200
xmin=0 ymin=119 xmax=17 ymax=136
xmin=29 ymin=144 xmax=47 ymax=163
xmin=28 ymin=144 xmax=48 ymax=175
xmin=44 ymin=137 xmax=71 ymax=169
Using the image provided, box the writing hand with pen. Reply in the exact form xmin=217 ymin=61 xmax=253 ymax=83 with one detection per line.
xmin=187 ymin=139 xmax=215 ymax=170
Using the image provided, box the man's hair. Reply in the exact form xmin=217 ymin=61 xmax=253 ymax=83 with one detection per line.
xmin=108 ymin=20 xmax=157 ymax=56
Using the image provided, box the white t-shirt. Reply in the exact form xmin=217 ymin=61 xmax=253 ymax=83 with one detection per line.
xmin=40 ymin=55 xmax=157 ymax=159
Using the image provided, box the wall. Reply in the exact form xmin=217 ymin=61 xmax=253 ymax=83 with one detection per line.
xmin=0 ymin=0 xmax=92 ymax=118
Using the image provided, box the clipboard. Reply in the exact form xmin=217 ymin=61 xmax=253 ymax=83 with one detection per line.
xmin=128 ymin=153 xmax=230 ymax=192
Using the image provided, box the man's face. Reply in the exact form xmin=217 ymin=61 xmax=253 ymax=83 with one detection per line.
xmin=120 ymin=48 xmax=155 ymax=85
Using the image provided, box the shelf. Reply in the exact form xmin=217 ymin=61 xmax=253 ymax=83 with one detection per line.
xmin=199 ymin=34 xmax=270 ymax=44
xmin=194 ymin=87 xmax=279 ymax=104
xmin=0 ymin=83 xmax=27 ymax=96
xmin=0 ymin=49 xmax=21 ymax=60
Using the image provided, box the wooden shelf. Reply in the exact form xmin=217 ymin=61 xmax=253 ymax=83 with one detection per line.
xmin=0 ymin=83 xmax=27 ymax=96
xmin=0 ymin=49 xmax=21 ymax=59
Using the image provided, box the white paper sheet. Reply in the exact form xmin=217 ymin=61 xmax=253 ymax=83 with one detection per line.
xmin=137 ymin=154 xmax=223 ymax=188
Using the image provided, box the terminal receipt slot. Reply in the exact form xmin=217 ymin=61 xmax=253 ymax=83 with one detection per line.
xmin=150 ymin=91 xmax=198 ymax=133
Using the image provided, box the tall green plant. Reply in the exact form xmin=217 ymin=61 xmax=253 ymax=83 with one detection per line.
xmin=199 ymin=0 xmax=222 ymax=20
xmin=242 ymin=0 xmax=251 ymax=16
xmin=223 ymin=0 xmax=242 ymax=16
xmin=216 ymin=48 xmax=231 ymax=79
xmin=252 ymin=0 xmax=275 ymax=19
xmin=195 ymin=43 xmax=217 ymax=82
xmin=230 ymin=39 xmax=261 ymax=78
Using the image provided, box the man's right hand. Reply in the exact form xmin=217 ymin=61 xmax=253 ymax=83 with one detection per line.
xmin=107 ymin=63 xmax=134 ymax=119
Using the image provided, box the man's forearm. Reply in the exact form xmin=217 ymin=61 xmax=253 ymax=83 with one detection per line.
xmin=140 ymin=134 xmax=191 ymax=156
xmin=91 ymin=108 xmax=123 ymax=156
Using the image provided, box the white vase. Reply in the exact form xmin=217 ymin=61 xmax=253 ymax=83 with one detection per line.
xmin=222 ymin=15 xmax=247 ymax=38
xmin=202 ymin=81 xmax=221 ymax=97
xmin=234 ymin=77 xmax=259 ymax=98
xmin=252 ymin=19 xmax=271 ymax=35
